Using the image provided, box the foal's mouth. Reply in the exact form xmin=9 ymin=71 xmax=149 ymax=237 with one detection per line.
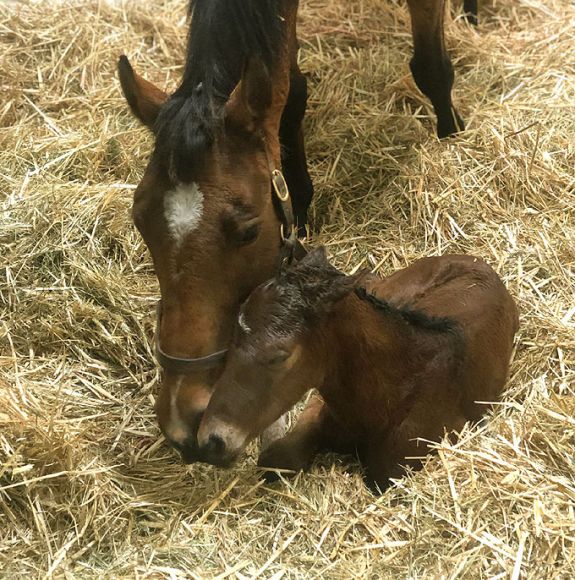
xmin=195 ymin=436 xmax=242 ymax=468
xmin=196 ymin=451 xmax=238 ymax=469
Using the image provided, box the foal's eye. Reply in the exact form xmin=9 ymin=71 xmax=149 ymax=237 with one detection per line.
xmin=265 ymin=350 xmax=290 ymax=366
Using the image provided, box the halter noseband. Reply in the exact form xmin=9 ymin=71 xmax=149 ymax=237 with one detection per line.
xmin=155 ymin=301 xmax=228 ymax=372
xmin=154 ymin=163 xmax=301 ymax=374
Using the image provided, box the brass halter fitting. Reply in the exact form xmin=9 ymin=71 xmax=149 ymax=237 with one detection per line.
xmin=272 ymin=169 xmax=290 ymax=202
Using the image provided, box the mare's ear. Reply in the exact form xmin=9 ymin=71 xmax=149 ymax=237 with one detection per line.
xmin=225 ymin=56 xmax=272 ymax=133
xmin=117 ymin=55 xmax=168 ymax=129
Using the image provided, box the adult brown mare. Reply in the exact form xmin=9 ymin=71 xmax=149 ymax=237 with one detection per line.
xmin=196 ymin=249 xmax=519 ymax=491
xmin=118 ymin=0 xmax=470 ymax=463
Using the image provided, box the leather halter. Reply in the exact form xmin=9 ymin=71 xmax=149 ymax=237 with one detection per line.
xmin=154 ymin=163 xmax=302 ymax=374
xmin=155 ymin=301 xmax=228 ymax=372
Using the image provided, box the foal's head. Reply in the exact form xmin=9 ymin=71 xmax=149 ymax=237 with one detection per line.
xmin=118 ymin=1 xmax=295 ymax=462
xmin=197 ymin=248 xmax=359 ymax=466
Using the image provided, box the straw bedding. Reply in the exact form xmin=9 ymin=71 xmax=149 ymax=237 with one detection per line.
xmin=1 ymin=0 xmax=574 ymax=577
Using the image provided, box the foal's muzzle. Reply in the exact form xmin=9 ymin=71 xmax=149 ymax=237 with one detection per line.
xmin=196 ymin=433 xmax=236 ymax=467
xmin=196 ymin=417 xmax=246 ymax=468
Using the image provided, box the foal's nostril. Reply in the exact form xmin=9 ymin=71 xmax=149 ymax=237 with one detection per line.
xmin=169 ymin=439 xmax=184 ymax=452
xmin=204 ymin=433 xmax=226 ymax=457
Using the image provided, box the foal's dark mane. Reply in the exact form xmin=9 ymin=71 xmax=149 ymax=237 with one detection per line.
xmin=278 ymin=254 xmax=460 ymax=336
xmin=354 ymin=287 xmax=459 ymax=335
xmin=155 ymin=0 xmax=285 ymax=181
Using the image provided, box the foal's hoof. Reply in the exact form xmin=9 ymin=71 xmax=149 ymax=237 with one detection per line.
xmin=260 ymin=414 xmax=289 ymax=451
xmin=362 ymin=474 xmax=391 ymax=495
xmin=258 ymin=467 xmax=289 ymax=484
xmin=257 ymin=441 xmax=309 ymax=483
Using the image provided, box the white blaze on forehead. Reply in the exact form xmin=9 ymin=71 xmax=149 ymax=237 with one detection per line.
xmin=164 ymin=182 xmax=204 ymax=246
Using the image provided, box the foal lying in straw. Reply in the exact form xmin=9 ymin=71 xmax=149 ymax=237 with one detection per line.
xmin=197 ymin=248 xmax=519 ymax=491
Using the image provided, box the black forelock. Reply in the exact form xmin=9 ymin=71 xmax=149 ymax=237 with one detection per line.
xmin=154 ymin=0 xmax=285 ymax=183
xmin=254 ymin=257 xmax=348 ymax=335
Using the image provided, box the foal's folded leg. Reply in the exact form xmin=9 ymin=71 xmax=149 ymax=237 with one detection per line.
xmin=362 ymin=405 xmax=467 ymax=493
xmin=260 ymin=413 xmax=290 ymax=450
xmin=257 ymin=393 xmax=353 ymax=482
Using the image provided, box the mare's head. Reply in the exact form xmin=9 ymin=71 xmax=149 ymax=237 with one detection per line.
xmin=118 ymin=0 xmax=295 ymax=462
xmin=196 ymin=248 xmax=359 ymax=466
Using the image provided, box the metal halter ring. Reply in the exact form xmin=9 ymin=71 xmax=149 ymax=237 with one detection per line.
xmin=280 ymin=222 xmax=297 ymax=242
xmin=272 ymin=169 xmax=290 ymax=202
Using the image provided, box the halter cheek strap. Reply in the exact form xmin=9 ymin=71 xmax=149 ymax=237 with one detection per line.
xmin=271 ymin=169 xmax=300 ymax=266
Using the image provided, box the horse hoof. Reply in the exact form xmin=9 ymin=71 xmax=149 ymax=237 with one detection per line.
xmin=437 ymin=108 xmax=465 ymax=139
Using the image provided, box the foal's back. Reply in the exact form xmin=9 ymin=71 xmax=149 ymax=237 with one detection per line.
xmin=364 ymin=255 xmax=519 ymax=418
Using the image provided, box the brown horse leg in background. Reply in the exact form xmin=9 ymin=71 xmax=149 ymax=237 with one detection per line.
xmin=407 ymin=0 xmax=465 ymax=138
xmin=279 ymin=51 xmax=314 ymax=236
xmin=278 ymin=0 xmax=475 ymax=226
xmin=258 ymin=394 xmax=355 ymax=481
xmin=464 ymin=0 xmax=478 ymax=26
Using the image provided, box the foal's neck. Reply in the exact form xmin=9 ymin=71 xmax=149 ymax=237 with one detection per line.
xmin=327 ymin=290 xmax=419 ymax=368
xmin=315 ymin=290 xmax=428 ymax=432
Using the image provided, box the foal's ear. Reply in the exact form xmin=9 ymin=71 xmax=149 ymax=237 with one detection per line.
xmin=299 ymin=246 xmax=328 ymax=267
xmin=297 ymin=247 xmax=360 ymax=314
xmin=225 ymin=56 xmax=273 ymax=133
xmin=316 ymin=274 xmax=360 ymax=313
xmin=118 ymin=55 xmax=168 ymax=129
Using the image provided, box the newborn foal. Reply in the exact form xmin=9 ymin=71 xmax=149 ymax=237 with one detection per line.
xmin=197 ymin=248 xmax=519 ymax=490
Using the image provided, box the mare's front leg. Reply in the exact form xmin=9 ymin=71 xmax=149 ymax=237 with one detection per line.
xmin=463 ymin=0 xmax=478 ymax=26
xmin=257 ymin=394 xmax=354 ymax=482
xmin=406 ymin=0 xmax=465 ymax=138
xmin=279 ymin=64 xmax=314 ymax=237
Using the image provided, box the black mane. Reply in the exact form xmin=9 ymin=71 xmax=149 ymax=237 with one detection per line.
xmin=154 ymin=0 xmax=285 ymax=182
xmin=354 ymin=287 xmax=459 ymax=334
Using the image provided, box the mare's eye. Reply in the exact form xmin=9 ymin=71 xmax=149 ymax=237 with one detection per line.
xmin=265 ymin=350 xmax=290 ymax=366
xmin=222 ymin=207 xmax=261 ymax=246
xmin=236 ymin=223 xmax=260 ymax=246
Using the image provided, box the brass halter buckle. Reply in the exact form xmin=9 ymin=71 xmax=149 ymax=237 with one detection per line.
xmin=272 ymin=169 xmax=290 ymax=202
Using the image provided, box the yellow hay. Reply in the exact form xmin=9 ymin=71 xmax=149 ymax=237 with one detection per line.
xmin=1 ymin=0 xmax=574 ymax=577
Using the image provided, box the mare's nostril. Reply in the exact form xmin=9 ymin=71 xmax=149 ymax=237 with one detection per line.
xmin=204 ymin=433 xmax=226 ymax=457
